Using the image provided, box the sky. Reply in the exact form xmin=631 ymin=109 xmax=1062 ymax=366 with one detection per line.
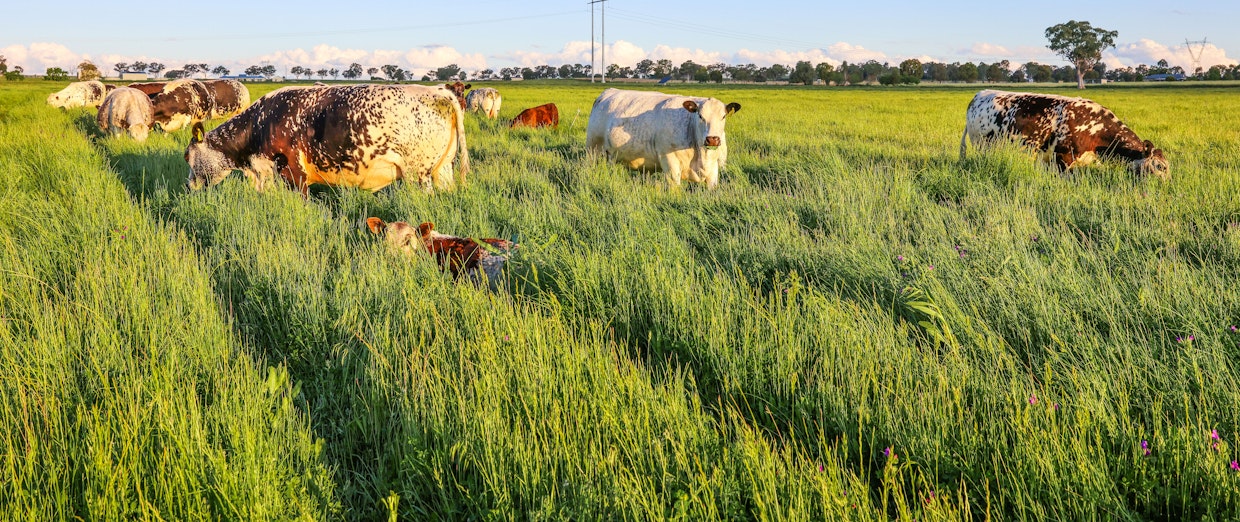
xmin=3 ymin=0 xmax=1237 ymax=75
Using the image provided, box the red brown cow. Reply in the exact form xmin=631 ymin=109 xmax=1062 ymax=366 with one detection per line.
xmin=129 ymin=79 xmax=214 ymax=132
xmin=126 ymin=81 xmax=167 ymax=97
xmin=444 ymin=81 xmax=471 ymax=109
xmin=961 ymin=89 xmax=1169 ymax=178
xmin=366 ymin=218 xmax=514 ymax=284
xmin=510 ymin=103 xmax=559 ymax=129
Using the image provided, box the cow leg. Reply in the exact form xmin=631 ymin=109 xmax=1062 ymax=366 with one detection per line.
xmin=661 ymin=154 xmax=682 ymax=187
xmin=274 ymin=154 xmax=312 ymax=198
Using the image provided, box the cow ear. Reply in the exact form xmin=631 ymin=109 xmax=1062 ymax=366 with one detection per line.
xmin=418 ymin=222 xmax=435 ymax=238
xmin=463 ymin=84 xmax=471 ymax=90
xmin=366 ymin=217 xmax=387 ymax=235
xmin=725 ymin=102 xmax=741 ymax=116
xmin=682 ymin=100 xmax=699 ymax=113
xmin=1142 ymin=140 xmax=1155 ymax=158
xmin=191 ymin=122 xmax=205 ymax=144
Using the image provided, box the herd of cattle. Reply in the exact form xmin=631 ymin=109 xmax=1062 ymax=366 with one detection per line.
xmin=47 ymin=78 xmax=1171 ymax=281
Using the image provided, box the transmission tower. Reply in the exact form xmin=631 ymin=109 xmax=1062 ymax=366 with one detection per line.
xmin=589 ymin=0 xmax=607 ymax=83
xmin=1185 ymin=38 xmax=1208 ymax=77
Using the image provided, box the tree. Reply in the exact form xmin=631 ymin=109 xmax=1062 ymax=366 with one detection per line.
xmin=289 ymin=66 xmax=305 ymax=78
xmin=130 ymin=61 xmax=148 ymax=73
xmin=164 ymin=69 xmax=186 ymax=79
xmin=261 ymin=65 xmax=276 ymax=77
xmin=45 ymin=67 xmax=69 ymax=81
xmin=959 ymin=62 xmax=979 ymax=82
xmin=789 ymin=61 xmax=816 ymax=85
xmin=678 ymin=60 xmax=701 ymax=81
xmin=366 ymin=67 xmax=380 ymax=79
xmin=634 ymin=59 xmax=653 ymax=78
xmin=212 ymin=65 xmax=229 ymax=77
xmin=343 ymin=63 xmax=363 ymax=79
xmin=381 ymin=64 xmax=406 ymax=81
xmin=183 ymin=63 xmax=203 ymax=77
xmin=78 ymin=60 xmax=100 ymax=81
xmin=316 ymin=68 xmax=328 ymax=79
xmin=329 ymin=68 xmax=339 ymax=79
xmin=0 ymin=54 xmax=6 ymax=75
xmin=435 ymin=64 xmax=462 ymax=81
xmin=113 ymin=62 xmax=129 ymax=76
xmin=4 ymin=65 xmax=24 ymax=81
xmin=147 ymin=63 xmax=165 ymax=77
xmin=898 ymin=59 xmax=922 ymax=80
xmin=1045 ymin=20 xmax=1117 ymax=89
xmin=985 ymin=60 xmax=1010 ymax=82
xmin=652 ymin=59 xmax=673 ymax=78
xmin=197 ymin=64 xmax=209 ymax=78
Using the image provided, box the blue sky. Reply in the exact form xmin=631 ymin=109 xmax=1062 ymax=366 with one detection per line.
xmin=4 ymin=1 xmax=1236 ymax=74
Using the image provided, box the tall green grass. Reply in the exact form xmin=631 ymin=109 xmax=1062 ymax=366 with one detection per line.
xmin=4 ymin=79 xmax=1240 ymax=520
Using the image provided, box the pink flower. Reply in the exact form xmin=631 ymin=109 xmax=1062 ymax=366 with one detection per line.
xmin=1232 ymin=461 xmax=1240 ymax=472
xmin=1028 ymin=394 xmax=1038 ymax=405
xmin=1212 ymin=429 xmax=1220 ymax=441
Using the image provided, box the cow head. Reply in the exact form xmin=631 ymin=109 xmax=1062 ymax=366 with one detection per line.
xmin=445 ymin=82 xmax=471 ymax=109
xmin=184 ymin=122 xmax=238 ymax=190
xmin=1132 ymin=139 xmax=1170 ymax=179
xmin=682 ymin=99 xmax=741 ymax=150
xmin=367 ymin=217 xmax=435 ymax=254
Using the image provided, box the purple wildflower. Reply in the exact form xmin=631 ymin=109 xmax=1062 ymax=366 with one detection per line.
xmin=1232 ymin=461 xmax=1240 ymax=472
xmin=1028 ymin=394 xmax=1038 ymax=405
xmin=503 ymin=335 xmax=510 ymax=342
xmin=1231 ymin=325 xmax=1238 ymax=333
xmin=1053 ymin=403 xmax=1060 ymax=411
xmin=928 ymin=264 xmax=935 ymax=270
xmin=897 ymin=255 xmax=905 ymax=262
xmin=883 ymin=447 xmax=893 ymax=459
xmin=1213 ymin=429 xmax=1221 ymax=441
xmin=1141 ymin=440 xmax=1150 ymax=456
xmin=818 ymin=464 xmax=824 ymax=472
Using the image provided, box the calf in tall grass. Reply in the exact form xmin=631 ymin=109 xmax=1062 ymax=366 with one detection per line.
xmin=366 ymin=218 xmax=514 ymax=286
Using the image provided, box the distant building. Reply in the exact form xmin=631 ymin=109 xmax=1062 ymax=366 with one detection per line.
xmin=119 ymin=71 xmax=148 ymax=81
xmin=1144 ymin=73 xmax=1187 ymax=81
xmin=221 ymin=74 xmax=268 ymax=82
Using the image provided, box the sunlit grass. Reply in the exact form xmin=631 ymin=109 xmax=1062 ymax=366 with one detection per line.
xmin=3 ymin=78 xmax=1240 ymax=519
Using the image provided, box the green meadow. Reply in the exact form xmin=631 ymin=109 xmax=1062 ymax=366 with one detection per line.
xmin=3 ymin=78 xmax=1240 ymax=520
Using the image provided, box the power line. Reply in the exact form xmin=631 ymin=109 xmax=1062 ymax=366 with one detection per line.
xmin=606 ymin=7 xmax=833 ymax=51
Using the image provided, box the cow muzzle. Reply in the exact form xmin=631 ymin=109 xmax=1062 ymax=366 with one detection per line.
xmin=704 ymin=136 xmax=721 ymax=149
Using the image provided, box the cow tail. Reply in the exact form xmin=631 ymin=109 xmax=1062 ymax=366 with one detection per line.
xmin=455 ymin=97 xmax=470 ymax=183
xmin=959 ymin=128 xmax=968 ymax=160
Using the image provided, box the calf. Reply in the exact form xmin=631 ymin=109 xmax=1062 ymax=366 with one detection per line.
xmin=586 ymin=88 xmax=741 ymax=188
xmin=444 ymin=81 xmax=471 ymax=109
xmin=961 ymin=89 xmax=1169 ymax=178
xmin=185 ymin=84 xmax=469 ymax=196
xmin=96 ymin=87 xmax=154 ymax=142
xmin=510 ymin=103 xmax=559 ymax=128
xmin=47 ymin=80 xmax=114 ymax=109
xmin=366 ymin=217 xmax=515 ymax=284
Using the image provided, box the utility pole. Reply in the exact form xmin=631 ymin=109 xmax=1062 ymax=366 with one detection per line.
xmin=588 ymin=0 xmax=607 ymax=83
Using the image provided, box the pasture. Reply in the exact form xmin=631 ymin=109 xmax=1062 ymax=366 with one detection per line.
xmin=2 ymin=78 xmax=1240 ymax=520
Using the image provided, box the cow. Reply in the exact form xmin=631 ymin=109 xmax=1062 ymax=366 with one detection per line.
xmin=366 ymin=217 xmax=515 ymax=285
xmin=96 ymin=87 xmax=155 ymax=142
xmin=444 ymin=81 xmax=471 ymax=109
xmin=202 ymin=79 xmax=251 ymax=119
xmin=465 ymin=87 xmax=502 ymax=119
xmin=586 ymin=88 xmax=741 ymax=189
xmin=47 ymin=80 xmax=114 ymax=109
xmin=126 ymin=81 xmax=167 ymax=97
xmin=961 ymin=89 xmax=1169 ymax=178
xmin=184 ymin=84 xmax=470 ymax=197
xmin=510 ymin=103 xmax=559 ymax=129
xmin=145 ymin=79 xmax=215 ymax=132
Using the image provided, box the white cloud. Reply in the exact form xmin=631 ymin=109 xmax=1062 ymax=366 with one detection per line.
xmin=1 ymin=42 xmax=88 ymax=73
xmin=1109 ymin=38 xmax=1238 ymax=71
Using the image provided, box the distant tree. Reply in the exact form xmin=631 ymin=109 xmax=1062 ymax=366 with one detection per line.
xmin=652 ymin=59 xmax=673 ymax=78
xmin=634 ymin=59 xmax=653 ymax=78
xmin=113 ymin=62 xmax=129 ymax=76
xmin=985 ymin=60 xmax=1010 ymax=82
xmin=366 ymin=67 xmax=380 ymax=79
xmin=767 ymin=63 xmax=790 ymax=81
xmin=261 ymin=65 xmax=276 ymax=77
xmin=329 ymin=68 xmax=339 ymax=79
xmin=475 ymin=68 xmax=494 ymax=80
xmin=381 ymin=64 xmax=406 ymax=81
xmin=44 ymin=67 xmax=69 ymax=81
xmin=4 ymin=65 xmax=24 ymax=81
xmin=898 ymin=59 xmax=922 ymax=80
xmin=0 ymin=54 xmax=7 ymax=75
xmin=343 ymin=63 xmax=363 ymax=79
xmin=678 ymin=60 xmax=701 ymax=81
xmin=787 ymin=61 xmax=815 ymax=85
xmin=289 ymin=66 xmax=305 ymax=78
xmin=959 ymin=62 xmax=979 ymax=82
xmin=708 ymin=69 xmax=723 ymax=83
xmin=1010 ymin=69 xmax=1026 ymax=82
xmin=929 ymin=62 xmax=948 ymax=82
xmin=500 ymin=67 xmax=519 ymax=80
xmin=183 ymin=63 xmax=202 ymax=77
xmin=316 ymin=68 xmax=328 ymax=79
xmin=520 ymin=67 xmax=537 ymax=80
xmin=435 ymin=64 xmax=462 ymax=81
xmin=147 ymin=63 xmax=165 ymax=77
xmin=814 ymin=62 xmax=835 ymax=84
xmin=77 ymin=60 xmax=100 ymax=80
xmin=130 ymin=61 xmax=148 ymax=73
xmin=197 ymin=64 xmax=209 ymax=78
xmin=164 ymin=69 xmax=186 ymax=79
xmin=1045 ymin=20 xmax=1117 ymax=89
xmin=212 ymin=65 xmax=229 ymax=77
xmin=245 ymin=65 xmax=262 ymax=76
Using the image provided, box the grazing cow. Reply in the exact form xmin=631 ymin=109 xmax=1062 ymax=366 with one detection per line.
xmin=47 ymin=80 xmax=114 ymax=109
xmin=510 ymin=103 xmax=560 ymax=129
xmin=185 ymin=84 xmax=469 ymax=196
xmin=146 ymin=79 xmax=215 ymax=132
xmin=126 ymin=81 xmax=167 ymax=97
xmin=465 ymin=87 xmax=502 ymax=118
xmin=96 ymin=87 xmax=155 ymax=142
xmin=586 ymin=88 xmax=741 ymax=188
xmin=444 ymin=81 xmax=471 ymax=109
xmin=202 ymin=79 xmax=251 ymax=119
xmin=366 ymin=217 xmax=515 ymax=284
xmin=961 ymin=89 xmax=1169 ymax=178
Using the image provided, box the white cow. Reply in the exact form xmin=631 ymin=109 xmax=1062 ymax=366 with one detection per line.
xmin=465 ymin=88 xmax=502 ymax=119
xmin=47 ymin=80 xmax=113 ymax=109
xmin=586 ymin=88 xmax=741 ymax=189
xmin=96 ymin=87 xmax=155 ymax=142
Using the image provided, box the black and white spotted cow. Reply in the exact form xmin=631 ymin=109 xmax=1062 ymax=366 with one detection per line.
xmin=184 ymin=84 xmax=469 ymax=196
xmin=47 ymin=80 xmax=114 ymax=109
xmin=961 ymin=89 xmax=1169 ymax=178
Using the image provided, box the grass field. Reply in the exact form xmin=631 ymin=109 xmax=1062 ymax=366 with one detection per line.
xmin=3 ymin=78 xmax=1240 ymax=520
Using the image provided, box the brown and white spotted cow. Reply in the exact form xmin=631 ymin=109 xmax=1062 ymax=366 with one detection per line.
xmin=47 ymin=80 xmax=115 ymax=109
xmin=202 ymin=79 xmax=250 ymax=119
xmin=465 ymin=87 xmax=502 ymax=118
xmin=444 ymin=81 xmax=471 ymax=109
xmin=96 ymin=87 xmax=154 ymax=142
xmin=366 ymin=217 xmax=515 ymax=285
xmin=184 ymin=84 xmax=470 ymax=196
xmin=140 ymin=79 xmax=215 ymax=132
xmin=510 ymin=103 xmax=560 ymax=128
xmin=961 ymin=89 xmax=1169 ymax=178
